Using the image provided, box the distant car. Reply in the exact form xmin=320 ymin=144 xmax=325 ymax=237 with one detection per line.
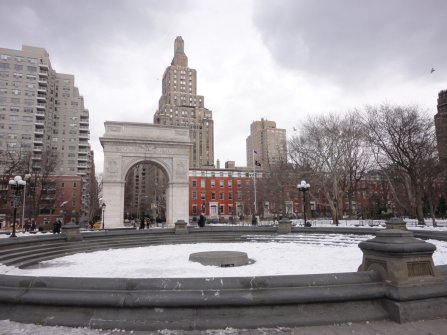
xmin=92 ymin=222 xmax=102 ymax=229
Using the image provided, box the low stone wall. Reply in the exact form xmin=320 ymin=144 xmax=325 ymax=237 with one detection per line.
xmin=0 ymin=227 xmax=446 ymax=331
xmin=0 ymin=271 xmax=389 ymax=330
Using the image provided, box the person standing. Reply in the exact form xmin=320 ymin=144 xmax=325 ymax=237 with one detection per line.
xmin=198 ymin=214 xmax=205 ymax=228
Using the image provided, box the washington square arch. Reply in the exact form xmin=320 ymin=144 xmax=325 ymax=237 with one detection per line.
xmin=100 ymin=121 xmax=190 ymax=228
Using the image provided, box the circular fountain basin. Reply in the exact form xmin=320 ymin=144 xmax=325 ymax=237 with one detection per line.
xmin=189 ymin=251 xmax=250 ymax=267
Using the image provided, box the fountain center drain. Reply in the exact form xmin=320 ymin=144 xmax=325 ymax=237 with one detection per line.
xmin=189 ymin=251 xmax=251 ymax=267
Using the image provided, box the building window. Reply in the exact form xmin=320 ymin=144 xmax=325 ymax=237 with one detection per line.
xmin=219 ymin=205 xmax=225 ymax=215
xmin=192 ymin=205 xmax=197 ymax=215
xmin=200 ymin=179 xmax=205 ymax=188
xmin=211 ymin=192 xmax=216 ymax=200
xmin=201 ymin=192 xmax=205 ymax=200
xmin=192 ymin=191 xmax=197 ymax=200
xmin=219 ymin=192 xmax=224 ymax=200
xmin=237 ymin=180 xmax=242 ymax=188
xmin=210 ymin=180 xmax=215 ymax=188
xmin=192 ymin=180 xmax=197 ymax=187
xmin=219 ymin=180 xmax=224 ymax=188
xmin=228 ymin=192 xmax=233 ymax=200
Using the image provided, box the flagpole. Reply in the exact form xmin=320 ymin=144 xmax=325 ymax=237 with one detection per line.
xmin=253 ymin=149 xmax=257 ymax=215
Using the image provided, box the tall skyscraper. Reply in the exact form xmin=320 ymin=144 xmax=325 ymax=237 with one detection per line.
xmin=0 ymin=45 xmax=92 ymax=221
xmin=246 ymin=119 xmax=287 ymax=170
xmin=153 ymin=36 xmax=214 ymax=167
xmin=435 ymin=89 xmax=447 ymax=169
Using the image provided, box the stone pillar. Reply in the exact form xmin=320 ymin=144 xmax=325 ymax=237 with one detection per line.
xmin=358 ymin=217 xmax=439 ymax=283
xmin=277 ymin=218 xmax=292 ymax=234
xmin=385 ymin=217 xmax=407 ymax=230
xmin=103 ymin=180 xmax=125 ymax=228
xmin=167 ymin=181 xmax=189 ymax=228
xmin=358 ymin=217 xmax=445 ymax=322
xmin=175 ymin=220 xmax=188 ymax=234
xmin=62 ymin=223 xmax=83 ymax=242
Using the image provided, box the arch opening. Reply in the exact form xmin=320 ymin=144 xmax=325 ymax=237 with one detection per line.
xmin=124 ymin=161 xmax=169 ymax=227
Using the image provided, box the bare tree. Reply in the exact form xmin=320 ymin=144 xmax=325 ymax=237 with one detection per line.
xmin=289 ymin=112 xmax=372 ymax=224
xmin=289 ymin=114 xmax=347 ymax=224
xmin=362 ymin=104 xmax=436 ymax=225
xmin=26 ymin=149 xmax=59 ymax=220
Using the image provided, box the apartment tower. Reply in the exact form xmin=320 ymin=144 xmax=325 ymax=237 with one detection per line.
xmin=0 ymin=45 xmax=92 ymax=222
xmin=246 ymin=119 xmax=287 ymax=170
xmin=153 ymin=36 xmax=214 ymax=167
xmin=435 ymin=89 xmax=447 ymax=170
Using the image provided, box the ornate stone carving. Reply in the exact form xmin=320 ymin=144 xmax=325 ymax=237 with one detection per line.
xmin=106 ymin=158 xmax=119 ymax=175
xmin=175 ymin=159 xmax=188 ymax=178
xmin=105 ymin=143 xmax=179 ymax=154
xmin=107 ymin=126 xmax=122 ymax=132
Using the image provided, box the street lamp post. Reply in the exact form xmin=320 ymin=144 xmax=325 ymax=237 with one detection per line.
xmin=9 ymin=176 xmax=26 ymax=238
xmin=297 ymin=180 xmax=310 ymax=227
xmin=101 ymin=203 xmax=106 ymax=230
xmin=21 ymin=173 xmax=31 ymax=230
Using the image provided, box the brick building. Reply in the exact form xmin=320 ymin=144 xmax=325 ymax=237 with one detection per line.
xmin=189 ymin=163 xmax=263 ymax=223
xmin=0 ymin=174 xmax=82 ymax=230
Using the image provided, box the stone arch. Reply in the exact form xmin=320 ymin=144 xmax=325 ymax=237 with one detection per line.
xmin=100 ymin=121 xmax=190 ymax=228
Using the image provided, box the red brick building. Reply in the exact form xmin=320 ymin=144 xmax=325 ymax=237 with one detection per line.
xmin=189 ymin=165 xmax=263 ymax=223
xmin=1 ymin=175 xmax=83 ymax=230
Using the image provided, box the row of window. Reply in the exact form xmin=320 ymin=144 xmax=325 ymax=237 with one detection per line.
xmin=190 ymin=171 xmax=262 ymax=178
xmin=0 ymin=124 xmax=33 ymax=130
xmin=0 ymin=80 xmax=36 ymax=89
xmin=192 ymin=179 xmax=239 ymax=188
xmin=0 ymin=88 xmax=37 ymax=96
xmin=0 ymin=97 xmax=35 ymax=105
xmin=0 ymin=114 xmax=33 ymax=121
xmin=191 ymin=191 xmax=241 ymax=201
xmin=0 ymin=71 xmax=38 ymax=80
xmin=0 ymin=63 xmax=38 ymax=72
xmin=0 ymin=106 xmax=34 ymax=113
xmin=191 ymin=204 xmax=236 ymax=215
xmin=0 ymin=54 xmax=39 ymax=64
xmin=0 ymin=133 xmax=33 ymax=140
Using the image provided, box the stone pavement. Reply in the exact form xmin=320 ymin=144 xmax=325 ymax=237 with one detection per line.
xmin=116 ymin=318 xmax=447 ymax=335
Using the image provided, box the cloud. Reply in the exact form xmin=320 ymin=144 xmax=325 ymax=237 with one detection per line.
xmin=2 ymin=0 xmax=446 ymax=173
xmin=253 ymin=0 xmax=447 ymax=89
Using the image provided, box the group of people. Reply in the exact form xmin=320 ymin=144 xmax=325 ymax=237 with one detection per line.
xmin=23 ymin=221 xmax=37 ymax=232
xmin=131 ymin=217 xmax=165 ymax=229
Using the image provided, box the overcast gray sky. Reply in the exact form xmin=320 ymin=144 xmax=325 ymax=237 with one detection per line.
xmin=1 ymin=0 xmax=446 ymax=173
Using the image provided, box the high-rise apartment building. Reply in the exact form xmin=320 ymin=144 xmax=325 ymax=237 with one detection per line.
xmin=246 ymin=119 xmax=287 ymax=170
xmin=0 ymin=45 xmax=92 ymax=222
xmin=435 ymin=89 xmax=447 ymax=170
xmin=153 ymin=36 xmax=214 ymax=167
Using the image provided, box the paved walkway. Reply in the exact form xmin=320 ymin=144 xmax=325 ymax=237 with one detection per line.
xmin=122 ymin=318 xmax=447 ymax=335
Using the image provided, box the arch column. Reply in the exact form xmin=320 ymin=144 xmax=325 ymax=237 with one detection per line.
xmin=100 ymin=122 xmax=191 ymax=228
xmin=103 ymin=180 xmax=125 ymax=229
